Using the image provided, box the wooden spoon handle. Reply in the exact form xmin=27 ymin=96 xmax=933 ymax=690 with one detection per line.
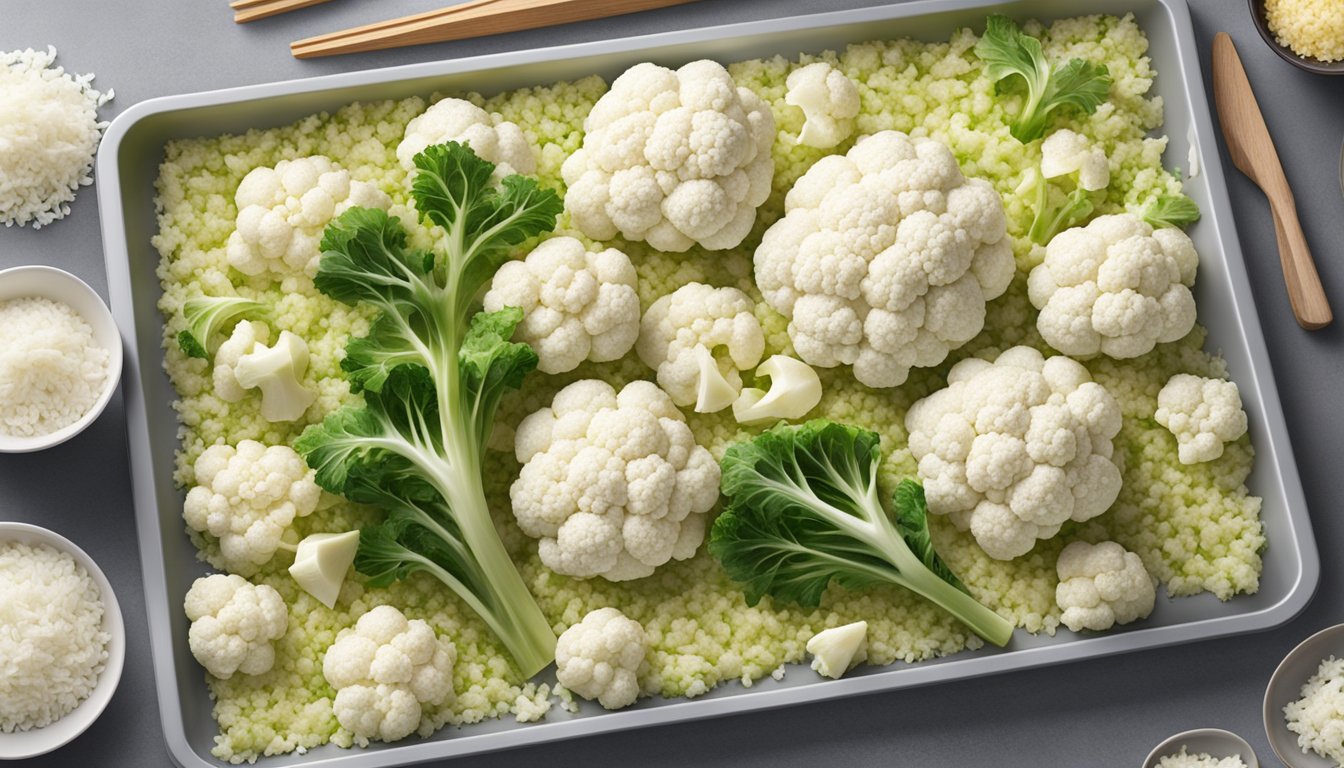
xmin=1269 ymin=198 xmax=1332 ymax=330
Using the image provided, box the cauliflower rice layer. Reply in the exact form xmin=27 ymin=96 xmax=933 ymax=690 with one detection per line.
xmin=152 ymin=14 xmax=1264 ymax=762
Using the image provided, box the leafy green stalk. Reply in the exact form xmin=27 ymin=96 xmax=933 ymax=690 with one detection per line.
xmin=1024 ymin=167 xmax=1097 ymax=245
xmin=1143 ymin=193 xmax=1201 ymax=229
xmin=177 ymin=295 xmax=268 ymax=359
xmin=709 ymin=420 xmax=1014 ymax=647
xmin=974 ymin=14 xmax=1112 ymax=143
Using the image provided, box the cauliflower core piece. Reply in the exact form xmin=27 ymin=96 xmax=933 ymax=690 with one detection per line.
xmin=323 ymin=605 xmax=457 ymax=745
xmin=906 ymin=346 xmax=1123 ymax=560
xmin=184 ymin=573 xmax=288 ymax=679
xmin=785 ymin=62 xmax=860 ymax=149
xmin=555 ymin=607 xmax=647 ymax=710
xmin=511 ymin=379 xmax=721 ymax=581
xmin=754 ymin=131 xmax=1014 ymax=389
xmin=396 ymin=97 xmax=535 ymax=182
xmin=807 ymin=621 xmax=868 ymax=679
xmin=635 ymin=282 xmax=765 ymax=412
xmin=1055 ymin=540 xmax=1156 ymax=632
xmin=561 ymin=59 xmax=775 ymax=252
xmin=226 ymin=156 xmax=391 ymax=280
xmin=732 ymin=354 xmax=823 ymax=426
xmin=484 ymin=236 xmax=640 ymax=374
xmin=1155 ymin=374 xmax=1248 ymax=465
xmin=183 ymin=440 xmax=321 ymax=575
xmin=1028 ymin=213 xmax=1198 ymax=359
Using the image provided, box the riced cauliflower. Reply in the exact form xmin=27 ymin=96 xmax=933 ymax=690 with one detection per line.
xmin=562 ymin=59 xmax=775 ymax=252
xmin=1155 ymin=374 xmax=1248 ymax=465
xmin=184 ymin=573 xmax=288 ymax=679
xmin=906 ymin=346 xmax=1123 ymax=560
xmin=396 ymin=97 xmax=535 ymax=181
xmin=1284 ymin=655 xmax=1344 ymax=766
xmin=785 ymin=62 xmax=860 ymax=149
xmin=1156 ymin=748 xmax=1248 ymax=768
xmin=1054 ymin=540 xmax=1156 ymax=632
xmin=754 ymin=130 xmax=1014 ymax=388
xmin=511 ymin=379 xmax=720 ymax=581
xmin=484 ymin=236 xmax=640 ymax=374
xmin=554 ymin=607 xmax=647 ymax=710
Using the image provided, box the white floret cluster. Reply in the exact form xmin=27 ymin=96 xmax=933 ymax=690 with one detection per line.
xmin=184 ymin=573 xmax=288 ymax=680
xmin=555 ymin=607 xmax=648 ymax=710
xmin=1054 ymin=540 xmax=1155 ymax=632
xmin=784 ymin=62 xmax=860 ymax=149
xmin=397 ymin=97 xmax=535 ymax=181
xmin=1155 ymin=374 xmax=1248 ymax=465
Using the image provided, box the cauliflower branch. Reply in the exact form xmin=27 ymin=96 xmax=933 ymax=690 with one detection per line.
xmin=1155 ymin=374 xmax=1248 ymax=464
xmin=397 ymin=97 xmax=535 ymax=182
xmin=1055 ymin=540 xmax=1156 ymax=632
xmin=184 ymin=573 xmax=288 ymax=679
xmin=555 ymin=607 xmax=647 ymax=710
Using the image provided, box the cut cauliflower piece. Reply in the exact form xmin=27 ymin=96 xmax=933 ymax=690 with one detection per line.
xmin=635 ymin=282 xmax=765 ymax=413
xmin=288 ymin=531 xmax=360 ymax=609
xmin=807 ymin=621 xmax=868 ymax=679
xmin=1055 ymin=540 xmax=1156 ymax=632
xmin=732 ymin=355 xmax=823 ymax=425
xmin=225 ymin=156 xmax=391 ymax=280
xmin=483 ymin=236 xmax=640 ymax=374
xmin=754 ymin=130 xmax=1014 ymax=389
xmin=1040 ymin=128 xmax=1110 ymax=192
xmin=906 ymin=346 xmax=1123 ymax=560
xmin=511 ymin=379 xmax=721 ymax=581
xmin=1028 ymin=213 xmax=1198 ymax=359
xmin=183 ymin=573 xmax=288 ymax=679
xmin=785 ymin=61 xmax=860 ymax=149
xmin=1155 ymin=374 xmax=1248 ymax=465
xmin=561 ymin=59 xmax=775 ymax=252
xmin=234 ymin=330 xmax=317 ymax=422
xmin=182 ymin=440 xmax=322 ymax=575
xmin=554 ymin=607 xmax=647 ymax=710
xmin=323 ymin=605 xmax=457 ymax=745
xmin=396 ymin=97 xmax=535 ymax=182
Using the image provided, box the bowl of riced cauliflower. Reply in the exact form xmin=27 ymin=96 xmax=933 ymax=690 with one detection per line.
xmin=94 ymin=1 xmax=1318 ymax=765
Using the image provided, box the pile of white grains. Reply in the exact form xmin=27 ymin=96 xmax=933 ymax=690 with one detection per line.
xmin=0 ymin=541 xmax=110 ymax=732
xmin=1284 ymin=656 xmax=1344 ymax=764
xmin=1265 ymin=0 xmax=1344 ymax=62
xmin=0 ymin=297 xmax=111 ymax=437
xmin=0 ymin=46 xmax=113 ymax=228
xmin=1155 ymin=748 xmax=1248 ymax=768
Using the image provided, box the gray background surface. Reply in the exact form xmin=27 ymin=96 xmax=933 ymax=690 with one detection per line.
xmin=2 ymin=1 xmax=1342 ymax=766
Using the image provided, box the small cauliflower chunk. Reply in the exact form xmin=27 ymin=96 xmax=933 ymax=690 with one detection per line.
xmin=484 ymin=236 xmax=640 ymax=374
xmin=213 ymin=320 xmax=268 ymax=404
xmin=511 ymin=379 xmax=721 ymax=581
xmin=754 ymin=130 xmax=1014 ymax=389
xmin=562 ymin=59 xmax=775 ymax=252
xmin=225 ymin=156 xmax=391 ymax=280
xmin=555 ymin=607 xmax=647 ymax=710
xmin=1155 ymin=374 xmax=1248 ymax=465
xmin=732 ymin=355 xmax=823 ymax=426
xmin=1055 ymin=540 xmax=1156 ymax=632
xmin=785 ymin=62 xmax=860 ymax=149
xmin=234 ymin=330 xmax=317 ymax=422
xmin=396 ymin=97 xmax=535 ymax=182
xmin=807 ymin=621 xmax=868 ymax=680
xmin=288 ymin=531 xmax=360 ymax=609
xmin=183 ymin=573 xmax=288 ymax=679
xmin=635 ymin=282 xmax=765 ymax=413
xmin=182 ymin=440 xmax=322 ymax=575
xmin=906 ymin=346 xmax=1123 ymax=560
xmin=323 ymin=605 xmax=457 ymax=745
xmin=1040 ymin=129 xmax=1110 ymax=191
xmin=1028 ymin=213 xmax=1198 ymax=359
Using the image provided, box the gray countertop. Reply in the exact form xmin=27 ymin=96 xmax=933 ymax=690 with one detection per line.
xmin=3 ymin=1 xmax=1342 ymax=766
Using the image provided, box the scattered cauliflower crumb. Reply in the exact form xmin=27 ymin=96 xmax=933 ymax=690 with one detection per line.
xmin=1155 ymin=374 xmax=1248 ymax=465
xmin=1156 ymin=747 xmax=1248 ymax=768
xmin=1055 ymin=540 xmax=1156 ymax=632
xmin=397 ymin=97 xmax=535 ymax=181
xmin=512 ymin=683 xmax=554 ymax=723
xmin=1284 ymin=655 xmax=1344 ymax=765
xmin=184 ymin=574 xmax=288 ymax=679
xmin=555 ymin=607 xmax=647 ymax=710
xmin=785 ymin=61 xmax=860 ymax=149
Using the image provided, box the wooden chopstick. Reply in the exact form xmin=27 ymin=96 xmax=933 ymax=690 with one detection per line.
xmin=291 ymin=0 xmax=702 ymax=59
xmin=233 ymin=0 xmax=335 ymax=24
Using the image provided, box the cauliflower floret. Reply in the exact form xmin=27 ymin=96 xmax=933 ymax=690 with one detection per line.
xmin=635 ymin=282 xmax=765 ymax=412
xmin=754 ymin=131 xmax=1014 ymax=388
xmin=785 ymin=62 xmax=860 ymax=149
xmin=225 ymin=156 xmax=391 ymax=279
xmin=1055 ymin=540 xmax=1156 ymax=632
xmin=213 ymin=320 xmax=268 ymax=404
xmin=561 ymin=59 xmax=775 ymax=252
xmin=183 ymin=573 xmax=288 ymax=679
xmin=1028 ymin=213 xmax=1198 ymax=359
xmin=554 ymin=607 xmax=647 ymax=710
xmin=1155 ymin=374 xmax=1248 ymax=464
xmin=906 ymin=346 xmax=1123 ymax=560
xmin=510 ymin=380 xmax=721 ymax=581
xmin=483 ymin=237 xmax=640 ymax=374
xmin=1040 ymin=128 xmax=1110 ymax=191
xmin=396 ymin=97 xmax=536 ymax=182
xmin=323 ymin=605 xmax=457 ymax=745
xmin=182 ymin=440 xmax=322 ymax=575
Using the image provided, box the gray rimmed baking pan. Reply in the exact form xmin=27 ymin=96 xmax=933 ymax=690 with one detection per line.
xmin=96 ymin=0 xmax=1319 ymax=766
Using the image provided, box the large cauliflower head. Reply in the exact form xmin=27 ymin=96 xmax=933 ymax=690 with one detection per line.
xmin=555 ymin=607 xmax=647 ymax=710
xmin=1055 ymin=540 xmax=1156 ymax=632
xmin=183 ymin=573 xmax=288 ymax=679
xmin=1154 ymin=373 xmax=1248 ymax=465
xmin=561 ymin=59 xmax=775 ymax=252
xmin=182 ymin=440 xmax=322 ymax=575
xmin=906 ymin=346 xmax=1123 ymax=560
xmin=396 ymin=97 xmax=536 ymax=182
xmin=754 ymin=131 xmax=1014 ymax=389
xmin=484 ymin=236 xmax=640 ymax=374
xmin=322 ymin=605 xmax=457 ymax=745
xmin=511 ymin=379 xmax=721 ymax=581
xmin=226 ymin=155 xmax=391 ymax=280
xmin=1028 ymin=213 xmax=1198 ymax=359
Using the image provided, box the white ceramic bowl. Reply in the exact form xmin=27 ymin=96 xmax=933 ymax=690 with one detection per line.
xmin=0 ymin=265 xmax=123 ymax=453
xmin=1264 ymin=623 xmax=1344 ymax=768
xmin=1142 ymin=728 xmax=1259 ymax=768
xmin=0 ymin=522 xmax=125 ymax=759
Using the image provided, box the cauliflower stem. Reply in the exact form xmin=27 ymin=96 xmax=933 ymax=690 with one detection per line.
xmin=177 ymin=295 xmax=269 ymax=360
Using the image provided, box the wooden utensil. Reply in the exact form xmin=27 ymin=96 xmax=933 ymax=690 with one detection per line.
xmin=232 ymin=0 xmax=335 ymax=24
xmin=291 ymin=0 xmax=702 ymax=59
xmin=1211 ymin=31 xmax=1332 ymax=330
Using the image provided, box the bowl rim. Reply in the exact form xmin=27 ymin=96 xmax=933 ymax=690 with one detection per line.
xmin=0 ymin=521 xmax=126 ymax=759
xmin=1246 ymin=0 xmax=1344 ymax=75
xmin=0 ymin=265 xmax=124 ymax=454
xmin=1262 ymin=622 xmax=1344 ymax=768
xmin=1142 ymin=727 xmax=1259 ymax=768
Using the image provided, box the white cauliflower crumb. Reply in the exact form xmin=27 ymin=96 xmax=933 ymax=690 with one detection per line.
xmin=183 ymin=574 xmax=288 ymax=679
xmin=1155 ymin=374 xmax=1248 ymax=465
xmin=785 ymin=61 xmax=860 ymax=149
xmin=1055 ymin=540 xmax=1156 ymax=632
xmin=397 ymin=97 xmax=535 ymax=182
xmin=512 ymin=683 xmax=554 ymax=723
xmin=555 ymin=607 xmax=647 ymax=710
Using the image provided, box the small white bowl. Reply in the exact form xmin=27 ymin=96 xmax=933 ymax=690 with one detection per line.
xmin=1143 ymin=728 xmax=1259 ymax=768
xmin=1264 ymin=623 xmax=1344 ymax=768
xmin=0 ymin=522 xmax=125 ymax=759
xmin=0 ymin=265 xmax=123 ymax=453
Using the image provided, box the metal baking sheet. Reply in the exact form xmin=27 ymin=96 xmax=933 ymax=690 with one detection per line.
xmin=96 ymin=1 xmax=1319 ymax=765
